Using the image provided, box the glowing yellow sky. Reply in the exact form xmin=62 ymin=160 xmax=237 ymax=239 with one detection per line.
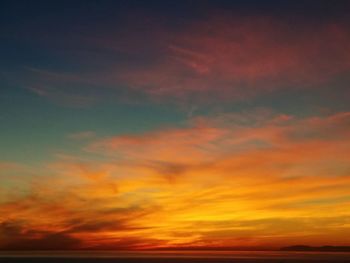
xmin=1 ymin=111 xmax=350 ymax=250
xmin=1 ymin=2 xmax=350 ymax=250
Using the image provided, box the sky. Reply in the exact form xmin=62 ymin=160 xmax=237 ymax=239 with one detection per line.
xmin=1 ymin=0 xmax=350 ymax=250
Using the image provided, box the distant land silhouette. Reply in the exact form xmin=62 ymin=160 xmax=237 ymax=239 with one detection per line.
xmin=281 ymin=245 xmax=350 ymax=252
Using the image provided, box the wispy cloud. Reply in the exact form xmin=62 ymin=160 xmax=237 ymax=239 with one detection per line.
xmin=117 ymin=16 xmax=350 ymax=103
xmin=1 ymin=111 xmax=350 ymax=249
xmin=14 ymin=15 xmax=350 ymax=107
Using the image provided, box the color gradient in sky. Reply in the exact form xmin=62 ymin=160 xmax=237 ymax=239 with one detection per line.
xmin=1 ymin=0 xmax=350 ymax=250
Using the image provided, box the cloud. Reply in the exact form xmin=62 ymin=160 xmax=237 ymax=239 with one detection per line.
xmin=24 ymin=68 xmax=101 ymax=108
xmin=87 ymin=111 xmax=350 ymax=246
xmin=90 ymin=111 xmax=350 ymax=167
xmin=1 ymin=111 xmax=350 ymax=249
xmin=14 ymin=15 xmax=350 ymax=107
xmin=0 ymin=159 xmax=162 ymax=250
xmin=116 ymin=16 xmax=350 ymax=103
xmin=0 ymin=220 xmax=82 ymax=250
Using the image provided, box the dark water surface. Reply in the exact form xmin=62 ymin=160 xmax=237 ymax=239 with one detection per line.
xmin=1 ymin=251 xmax=350 ymax=263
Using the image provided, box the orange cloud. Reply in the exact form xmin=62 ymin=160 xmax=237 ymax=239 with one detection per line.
xmin=1 ymin=111 xmax=350 ymax=249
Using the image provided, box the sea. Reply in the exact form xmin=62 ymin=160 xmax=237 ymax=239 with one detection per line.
xmin=1 ymin=250 xmax=350 ymax=262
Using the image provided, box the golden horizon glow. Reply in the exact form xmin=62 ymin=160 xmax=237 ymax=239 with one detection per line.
xmin=1 ymin=2 xmax=350 ymax=250
xmin=1 ymin=111 xmax=350 ymax=250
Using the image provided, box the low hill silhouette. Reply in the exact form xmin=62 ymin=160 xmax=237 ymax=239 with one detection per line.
xmin=281 ymin=245 xmax=350 ymax=252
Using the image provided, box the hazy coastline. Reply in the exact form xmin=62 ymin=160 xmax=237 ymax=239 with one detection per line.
xmin=1 ymin=250 xmax=350 ymax=262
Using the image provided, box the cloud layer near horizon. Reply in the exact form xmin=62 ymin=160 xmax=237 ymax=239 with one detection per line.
xmin=1 ymin=111 xmax=350 ymax=249
xmin=2 ymin=4 xmax=350 ymax=251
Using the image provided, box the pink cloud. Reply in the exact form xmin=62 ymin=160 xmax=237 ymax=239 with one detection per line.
xmin=116 ymin=16 xmax=350 ymax=102
xmin=18 ymin=15 xmax=350 ymax=107
xmin=90 ymin=111 xmax=350 ymax=172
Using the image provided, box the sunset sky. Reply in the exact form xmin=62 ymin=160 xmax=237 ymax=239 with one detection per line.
xmin=1 ymin=0 xmax=350 ymax=250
